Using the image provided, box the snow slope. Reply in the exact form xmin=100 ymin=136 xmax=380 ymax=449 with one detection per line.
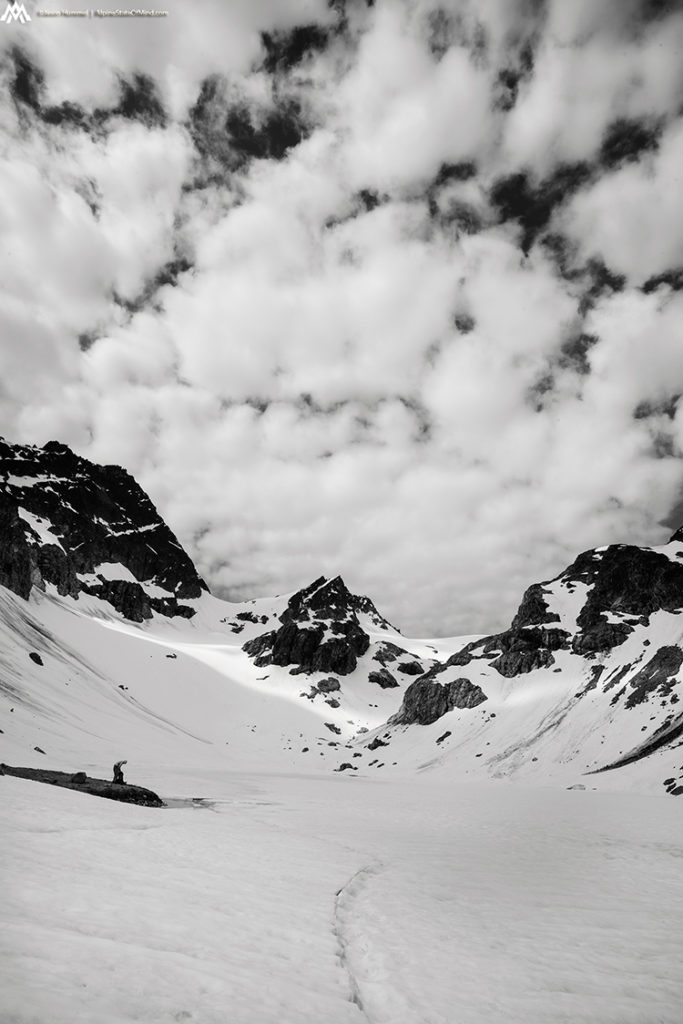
xmin=0 ymin=584 xmax=439 ymax=783
xmin=3 ymin=772 xmax=683 ymax=1024
xmin=3 ymin=571 xmax=683 ymax=796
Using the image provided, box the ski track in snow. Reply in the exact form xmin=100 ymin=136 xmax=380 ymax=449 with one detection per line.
xmin=333 ymin=863 xmax=385 ymax=1022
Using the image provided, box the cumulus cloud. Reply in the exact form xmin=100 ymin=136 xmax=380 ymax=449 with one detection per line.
xmin=1 ymin=0 xmax=683 ymax=635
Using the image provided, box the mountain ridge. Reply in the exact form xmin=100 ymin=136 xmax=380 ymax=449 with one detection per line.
xmin=1 ymin=435 xmax=683 ymax=794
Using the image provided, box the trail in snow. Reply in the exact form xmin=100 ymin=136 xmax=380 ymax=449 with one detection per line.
xmin=333 ymin=864 xmax=384 ymax=1021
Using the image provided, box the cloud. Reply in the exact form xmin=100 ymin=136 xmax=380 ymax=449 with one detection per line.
xmin=562 ymin=118 xmax=683 ymax=282
xmin=2 ymin=0 xmax=683 ymax=635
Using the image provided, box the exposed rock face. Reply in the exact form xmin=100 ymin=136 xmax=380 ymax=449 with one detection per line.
xmin=511 ymin=583 xmax=561 ymax=629
xmin=397 ymin=660 xmax=424 ymax=675
xmin=564 ymin=545 xmax=683 ymax=653
xmin=243 ymin=576 xmax=374 ymax=675
xmin=391 ymin=677 xmax=487 ymax=725
xmin=435 ymin=626 xmax=570 ymax=679
xmin=485 ymin=627 xmax=570 ymax=677
xmin=624 ymin=646 xmax=683 ymax=709
xmin=317 ymin=677 xmax=340 ymax=693
xmin=368 ymin=667 xmax=399 ymax=689
xmin=0 ymin=438 xmax=207 ymax=620
xmin=372 ymin=641 xmax=406 ymax=666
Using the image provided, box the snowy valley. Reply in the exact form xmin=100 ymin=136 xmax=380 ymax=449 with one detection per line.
xmin=3 ymin=438 xmax=683 ymax=1023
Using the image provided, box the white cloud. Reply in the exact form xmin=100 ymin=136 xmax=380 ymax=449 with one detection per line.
xmin=563 ymin=119 xmax=683 ymax=282
xmin=2 ymin=0 xmax=683 ymax=635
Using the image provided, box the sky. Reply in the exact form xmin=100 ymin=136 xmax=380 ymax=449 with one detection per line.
xmin=0 ymin=0 xmax=682 ymax=637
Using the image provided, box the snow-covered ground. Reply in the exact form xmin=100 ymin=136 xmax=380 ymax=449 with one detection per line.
xmin=3 ymin=771 xmax=683 ymax=1024
xmin=3 ymin=583 xmax=683 ymax=1021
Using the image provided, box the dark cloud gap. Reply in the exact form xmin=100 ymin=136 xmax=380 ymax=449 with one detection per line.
xmin=151 ymin=256 xmax=193 ymax=290
xmin=493 ymin=67 xmax=522 ymax=112
xmin=42 ymin=100 xmax=88 ymax=130
xmin=357 ymin=188 xmax=382 ymax=211
xmin=260 ymin=24 xmax=331 ymax=75
xmin=492 ymin=34 xmax=537 ymax=112
xmin=77 ymin=332 xmax=98 ymax=353
xmin=189 ymin=76 xmax=309 ymax=174
xmin=540 ymin=235 xmax=626 ymax=309
xmin=650 ymin=432 xmax=675 ymax=458
xmin=642 ymin=268 xmax=683 ymax=293
xmin=526 ymin=371 xmax=555 ymax=413
xmin=453 ymin=313 xmax=475 ymax=334
xmin=8 ymin=49 xmax=166 ymax=133
xmin=637 ymin=0 xmax=681 ymax=25
xmin=634 ymin=395 xmax=680 ymax=421
xmin=598 ymin=116 xmax=661 ymax=171
xmin=425 ymin=8 xmax=456 ymax=61
xmin=111 ymin=255 xmax=193 ymax=317
xmin=578 ymin=259 xmax=626 ymax=315
xmin=434 ymin=161 xmax=477 ymax=187
xmin=226 ymin=99 xmax=307 ymax=162
xmin=188 ymin=75 xmax=232 ymax=169
xmin=527 ymin=329 xmax=602 ymax=409
xmin=539 ymin=232 xmax=580 ymax=279
xmin=8 ymin=47 xmax=44 ymax=113
xmin=427 ymin=162 xmax=480 ymax=233
xmin=557 ymin=333 xmax=598 ymax=376
xmin=323 ymin=188 xmax=387 ymax=230
xmin=101 ymin=73 xmax=167 ymax=129
xmin=490 ymin=162 xmax=592 ymax=253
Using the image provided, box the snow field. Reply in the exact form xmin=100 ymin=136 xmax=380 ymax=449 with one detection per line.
xmin=4 ymin=773 xmax=683 ymax=1024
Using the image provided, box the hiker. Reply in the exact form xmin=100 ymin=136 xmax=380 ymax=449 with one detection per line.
xmin=112 ymin=760 xmax=127 ymax=784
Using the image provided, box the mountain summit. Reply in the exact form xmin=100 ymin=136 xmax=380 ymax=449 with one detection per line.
xmin=0 ymin=438 xmax=207 ymax=621
xmin=243 ymin=574 xmax=398 ymax=676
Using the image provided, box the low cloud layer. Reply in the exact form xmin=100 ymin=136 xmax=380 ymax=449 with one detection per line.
xmin=1 ymin=0 xmax=683 ymax=635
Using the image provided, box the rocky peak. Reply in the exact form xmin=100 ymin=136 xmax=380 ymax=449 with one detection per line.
xmin=0 ymin=437 xmax=207 ymax=621
xmin=389 ymin=530 xmax=683 ymax=729
xmin=243 ymin=574 xmax=394 ymax=676
xmin=286 ymin=574 xmax=397 ymax=631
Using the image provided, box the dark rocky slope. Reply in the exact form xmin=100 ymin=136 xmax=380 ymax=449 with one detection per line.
xmin=0 ymin=438 xmax=207 ymax=621
xmin=391 ymin=532 xmax=683 ymax=727
xmin=243 ymin=575 xmax=394 ymax=675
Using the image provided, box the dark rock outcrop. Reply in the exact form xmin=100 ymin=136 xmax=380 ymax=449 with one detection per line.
xmin=563 ymin=544 xmax=683 ymax=653
xmin=511 ymin=583 xmax=561 ymax=629
xmin=0 ymin=438 xmax=207 ymax=620
xmin=0 ymin=764 xmax=164 ymax=807
xmin=368 ymin=667 xmax=398 ymax=689
xmin=372 ymin=641 xmax=405 ymax=666
xmin=243 ymin=576 xmax=375 ymax=676
xmin=433 ymin=626 xmax=569 ymax=680
xmin=317 ymin=677 xmax=340 ymax=693
xmin=391 ymin=676 xmax=487 ymax=725
xmin=397 ymin=660 xmax=424 ymax=675
xmin=625 ymin=646 xmax=683 ymax=709
xmin=485 ymin=627 xmax=569 ymax=677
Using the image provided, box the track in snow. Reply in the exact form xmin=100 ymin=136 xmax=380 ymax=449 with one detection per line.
xmin=333 ymin=861 xmax=418 ymax=1023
